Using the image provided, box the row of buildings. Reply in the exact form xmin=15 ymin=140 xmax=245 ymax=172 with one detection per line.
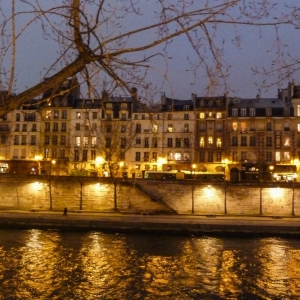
xmin=1 ymin=78 xmax=300 ymax=179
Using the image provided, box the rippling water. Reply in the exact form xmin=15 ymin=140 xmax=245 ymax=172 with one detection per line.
xmin=0 ymin=229 xmax=299 ymax=299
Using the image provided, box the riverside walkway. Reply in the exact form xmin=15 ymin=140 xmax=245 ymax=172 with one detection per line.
xmin=0 ymin=210 xmax=300 ymax=236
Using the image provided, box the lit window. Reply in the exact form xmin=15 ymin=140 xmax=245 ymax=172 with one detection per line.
xmin=174 ymin=153 xmax=182 ymax=161
xmin=75 ymin=136 xmax=80 ymax=147
xmin=167 ymin=124 xmax=173 ymax=132
xmin=199 ymin=112 xmax=205 ymax=119
xmin=241 ymin=122 xmax=247 ymax=132
xmin=200 ymin=137 xmax=204 ymax=147
xmin=283 ymin=152 xmax=290 ymax=161
xmin=76 ymin=112 xmax=81 ymax=119
xmin=46 ymin=110 xmax=51 ymax=119
xmin=232 ymin=122 xmax=238 ymax=131
xmin=284 ymin=137 xmax=290 ymax=147
xmin=153 ymin=124 xmax=158 ymax=133
xmin=91 ymin=137 xmax=97 ymax=147
xmin=216 ymin=112 xmax=222 ymax=119
xmin=83 ymin=136 xmax=89 ymax=147
xmin=208 ymin=136 xmax=213 ymax=144
xmin=217 ymin=138 xmax=222 ymax=147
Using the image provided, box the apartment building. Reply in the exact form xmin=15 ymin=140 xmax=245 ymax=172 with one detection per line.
xmin=1 ymin=80 xmax=300 ymax=178
xmin=194 ymin=94 xmax=227 ymax=173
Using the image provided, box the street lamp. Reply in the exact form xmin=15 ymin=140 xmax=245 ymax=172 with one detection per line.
xmin=191 ymin=164 xmax=196 ymax=214
xmin=34 ymin=155 xmax=42 ymax=175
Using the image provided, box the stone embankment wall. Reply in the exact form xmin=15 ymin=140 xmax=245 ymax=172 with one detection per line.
xmin=0 ymin=175 xmax=300 ymax=216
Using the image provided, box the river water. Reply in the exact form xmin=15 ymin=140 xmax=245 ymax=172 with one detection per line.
xmin=0 ymin=229 xmax=299 ymax=300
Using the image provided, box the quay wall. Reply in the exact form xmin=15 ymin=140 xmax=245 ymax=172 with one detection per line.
xmin=0 ymin=175 xmax=300 ymax=216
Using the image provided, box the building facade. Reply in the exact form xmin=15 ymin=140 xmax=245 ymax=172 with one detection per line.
xmin=1 ymin=80 xmax=300 ymax=179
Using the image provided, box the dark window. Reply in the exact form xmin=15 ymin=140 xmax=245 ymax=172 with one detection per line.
xmin=184 ymin=138 xmax=190 ymax=147
xmin=121 ymin=138 xmax=126 ymax=148
xmin=144 ymin=152 xmax=149 ymax=162
xmin=45 ymin=123 xmax=50 ymax=131
xmin=52 ymin=136 xmax=58 ymax=145
xmin=82 ymin=150 xmax=88 ymax=161
xmin=61 ymin=123 xmax=66 ymax=132
xmin=62 ymin=110 xmax=67 ymax=119
xmin=74 ymin=150 xmax=79 ymax=161
xmin=136 ymin=124 xmax=141 ymax=133
xmin=152 ymin=138 xmax=158 ymax=148
xmin=135 ymin=152 xmax=141 ymax=161
xmin=144 ymin=137 xmax=149 ymax=148
xmin=199 ymin=151 xmax=205 ymax=162
xmin=250 ymin=136 xmax=256 ymax=146
xmin=106 ymin=138 xmax=111 ymax=148
xmin=232 ymin=136 xmax=238 ymax=146
xmin=266 ymin=137 xmax=272 ymax=147
xmin=241 ymin=136 xmax=247 ymax=146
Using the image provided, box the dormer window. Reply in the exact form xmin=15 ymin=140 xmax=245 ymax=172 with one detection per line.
xmin=250 ymin=108 xmax=255 ymax=116
xmin=106 ymin=103 xmax=112 ymax=109
xmin=184 ymin=105 xmax=189 ymax=110
xmin=167 ymin=105 xmax=172 ymax=111
xmin=121 ymin=103 xmax=127 ymax=110
xmin=284 ymin=108 xmax=290 ymax=116
xmin=266 ymin=108 xmax=272 ymax=116
xmin=232 ymin=108 xmax=238 ymax=117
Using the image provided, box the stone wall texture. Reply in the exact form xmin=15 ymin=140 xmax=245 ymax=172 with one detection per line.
xmin=0 ymin=175 xmax=300 ymax=216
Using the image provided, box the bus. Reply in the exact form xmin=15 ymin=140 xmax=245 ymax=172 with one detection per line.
xmin=272 ymin=164 xmax=297 ymax=182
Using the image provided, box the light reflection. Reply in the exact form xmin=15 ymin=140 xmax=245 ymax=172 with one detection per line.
xmin=255 ymin=238 xmax=297 ymax=298
xmin=0 ymin=231 xmax=299 ymax=298
xmin=16 ymin=229 xmax=61 ymax=298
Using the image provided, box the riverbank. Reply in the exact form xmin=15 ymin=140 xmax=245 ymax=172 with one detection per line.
xmin=1 ymin=210 xmax=300 ymax=237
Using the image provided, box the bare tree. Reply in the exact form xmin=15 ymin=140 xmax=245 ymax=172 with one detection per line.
xmin=0 ymin=0 xmax=299 ymax=115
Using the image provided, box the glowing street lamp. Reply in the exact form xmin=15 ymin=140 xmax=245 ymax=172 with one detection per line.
xmin=34 ymin=154 xmax=42 ymax=175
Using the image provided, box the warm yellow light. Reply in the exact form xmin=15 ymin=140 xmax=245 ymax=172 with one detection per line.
xmin=34 ymin=155 xmax=42 ymax=161
xmin=157 ymin=157 xmax=167 ymax=164
xmin=294 ymin=159 xmax=299 ymax=165
xmin=269 ymin=165 xmax=274 ymax=171
xmin=192 ymin=164 xmax=196 ymax=170
xmin=95 ymin=156 xmax=105 ymax=164
xmin=119 ymin=161 xmax=124 ymax=168
xmin=51 ymin=159 xmax=56 ymax=165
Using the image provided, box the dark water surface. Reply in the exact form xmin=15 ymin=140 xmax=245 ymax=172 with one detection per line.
xmin=0 ymin=229 xmax=299 ymax=299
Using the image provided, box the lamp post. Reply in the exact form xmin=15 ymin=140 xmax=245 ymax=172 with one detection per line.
xmin=49 ymin=159 xmax=56 ymax=211
xmin=191 ymin=164 xmax=196 ymax=214
xmin=34 ymin=155 xmax=42 ymax=175
xmin=113 ymin=161 xmax=124 ymax=211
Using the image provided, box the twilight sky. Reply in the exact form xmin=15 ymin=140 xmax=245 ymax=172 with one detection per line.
xmin=1 ymin=1 xmax=300 ymax=101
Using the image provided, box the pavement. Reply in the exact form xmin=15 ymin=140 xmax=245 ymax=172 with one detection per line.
xmin=0 ymin=210 xmax=299 ymax=236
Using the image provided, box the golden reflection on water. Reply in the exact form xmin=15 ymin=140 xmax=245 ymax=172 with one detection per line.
xmin=255 ymin=238 xmax=300 ymax=299
xmin=0 ymin=230 xmax=300 ymax=299
xmin=16 ymin=229 xmax=61 ymax=299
